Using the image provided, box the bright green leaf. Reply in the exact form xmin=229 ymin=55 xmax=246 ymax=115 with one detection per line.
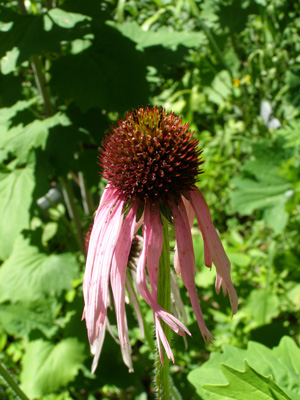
xmin=111 ymin=21 xmax=206 ymax=50
xmin=188 ymin=337 xmax=300 ymax=400
xmin=20 ymin=338 xmax=87 ymax=397
xmin=0 ymin=235 xmax=80 ymax=302
xmin=230 ymin=140 xmax=293 ymax=233
xmin=203 ymin=362 xmax=292 ymax=400
xmin=0 ymin=104 xmax=70 ymax=163
xmin=0 ymin=300 xmax=58 ymax=338
xmin=0 ymin=160 xmax=35 ymax=260
xmin=242 ymin=289 xmax=280 ymax=332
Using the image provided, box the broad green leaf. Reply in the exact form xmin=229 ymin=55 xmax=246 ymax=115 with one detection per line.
xmin=230 ymin=139 xmax=293 ymax=233
xmin=241 ymin=289 xmax=280 ymax=332
xmin=0 ymin=235 xmax=80 ymax=302
xmin=46 ymin=8 xmax=91 ymax=29
xmin=188 ymin=336 xmax=300 ymax=400
xmin=20 ymin=338 xmax=87 ymax=397
xmin=0 ymin=160 xmax=35 ymax=260
xmin=0 ymin=6 xmax=90 ymax=66
xmin=50 ymin=22 xmax=149 ymax=113
xmin=204 ymin=70 xmax=232 ymax=106
xmin=111 ymin=21 xmax=206 ymax=50
xmin=203 ymin=362 xmax=292 ymax=400
xmin=0 ymin=108 xmax=70 ymax=163
xmin=0 ymin=46 xmax=19 ymax=74
xmin=0 ymin=300 xmax=58 ymax=338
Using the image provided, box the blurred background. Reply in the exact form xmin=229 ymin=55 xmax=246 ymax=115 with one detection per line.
xmin=0 ymin=0 xmax=299 ymax=399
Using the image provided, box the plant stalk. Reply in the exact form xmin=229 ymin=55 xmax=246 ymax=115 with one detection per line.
xmin=155 ymin=214 xmax=171 ymax=400
xmin=0 ymin=362 xmax=31 ymax=400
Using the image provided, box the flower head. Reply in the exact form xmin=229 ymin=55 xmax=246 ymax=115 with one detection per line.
xmin=83 ymin=106 xmax=238 ymax=371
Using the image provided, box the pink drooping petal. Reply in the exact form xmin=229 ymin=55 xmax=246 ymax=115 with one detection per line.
xmin=156 ymin=319 xmax=175 ymax=364
xmin=83 ymin=187 xmax=118 ymax=312
xmin=136 ymin=201 xmax=191 ymax=338
xmin=145 ymin=202 xmax=162 ymax=298
xmin=182 ymin=195 xmax=212 ymax=269
xmin=186 ymin=187 xmax=238 ymax=315
xmin=110 ymin=201 xmax=138 ymax=350
xmin=170 ymin=198 xmax=214 ymax=344
xmin=84 ymin=194 xmax=125 ymax=344
xmin=91 ymin=319 xmax=107 ymax=374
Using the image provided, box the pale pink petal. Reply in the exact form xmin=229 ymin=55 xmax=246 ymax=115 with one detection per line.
xmin=83 ymin=187 xmax=118 ymax=309
xmin=156 ymin=319 xmax=175 ymax=364
xmin=91 ymin=320 xmax=107 ymax=374
xmin=186 ymin=188 xmax=238 ymax=315
xmin=183 ymin=195 xmax=212 ymax=269
xmin=170 ymin=198 xmax=214 ymax=344
xmin=145 ymin=202 xmax=162 ymax=298
xmin=110 ymin=201 xmax=138 ymax=348
xmin=84 ymin=196 xmax=125 ymax=344
xmin=136 ymin=201 xmax=191 ymax=338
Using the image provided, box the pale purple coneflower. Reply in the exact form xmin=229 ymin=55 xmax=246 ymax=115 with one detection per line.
xmin=82 ymin=106 xmax=238 ymax=371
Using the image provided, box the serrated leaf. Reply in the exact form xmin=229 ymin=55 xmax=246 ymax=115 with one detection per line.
xmin=20 ymin=338 xmax=87 ymax=397
xmin=203 ymin=362 xmax=292 ymax=400
xmin=0 ymin=108 xmax=70 ymax=163
xmin=0 ymin=235 xmax=80 ymax=302
xmin=0 ymin=300 xmax=58 ymax=338
xmin=0 ymin=6 xmax=90 ymax=66
xmin=0 ymin=160 xmax=35 ymax=260
xmin=188 ymin=337 xmax=300 ymax=400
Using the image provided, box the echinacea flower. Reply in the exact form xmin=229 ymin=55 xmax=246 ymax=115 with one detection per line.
xmin=83 ymin=106 xmax=238 ymax=371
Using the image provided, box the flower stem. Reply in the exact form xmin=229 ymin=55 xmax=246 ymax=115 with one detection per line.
xmin=155 ymin=214 xmax=171 ymax=400
xmin=0 ymin=361 xmax=31 ymax=400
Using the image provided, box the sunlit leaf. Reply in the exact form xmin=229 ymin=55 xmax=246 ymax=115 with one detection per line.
xmin=188 ymin=336 xmax=300 ymax=400
xmin=0 ymin=235 xmax=80 ymax=302
xmin=0 ymin=300 xmax=58 ymax=338
xmin=20 ymin=338 xmax=87 ymax=397
xmin=0 ymin=159 xmax=35 ymax=260
xmin=203 ymin=362 xmax=292 ymax=400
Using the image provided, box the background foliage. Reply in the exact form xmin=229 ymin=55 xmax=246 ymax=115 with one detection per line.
xmin=0 ymin=0 xmax=300 ymax=399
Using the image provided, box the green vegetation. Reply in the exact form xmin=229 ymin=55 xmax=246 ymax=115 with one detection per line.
xmin=0 ymin=0 xmax=299 ymax=399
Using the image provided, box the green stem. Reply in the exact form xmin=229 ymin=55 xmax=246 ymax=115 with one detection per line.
xmin=60 ymin=177 xmax=85 ymax=253
xmin=187 ymin=0 xmax=232 ymax=77
xmin=0 ymin=362 xmax=31 ymax=400
xmin=155 ymin=214 xmax=171 ymax=400
xmin=30 ymin=54 xmax=54 ymax=117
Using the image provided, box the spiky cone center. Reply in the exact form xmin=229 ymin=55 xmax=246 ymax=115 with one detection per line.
xmin=100 ymin=106 xmax=203 ymax=203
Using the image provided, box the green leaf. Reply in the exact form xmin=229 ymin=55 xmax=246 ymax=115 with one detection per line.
xmin=0 ymin=106 xmax=71 ymax=163
xmin=20 ymin=338 xmax=87 ymax=397
xmin=241 ymin=289 xmax=280 ymax=332
xmin=0 ymin=160 xmax=35 ymax=260
xmin=50 ymin=21 xmax=149 ymax=113
xmin=188 ymin=337 xmax=300 ymax=400
xmin=0 ymin=6 xmax=90 ymax=65
xmin=0 ymin=235 xmax=80 ymax=302
xmin=111 ymin=21 xmax=206 ymax=49
xmin=0 ymin=300 xmax=58 ymax=338
xmin=230 ymin=140 xmax=293 ymax=233
xmin=203 ymin=361 xmax=292 ymax=400
xmin=204 ymin=70 xmax=232 ymax=106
